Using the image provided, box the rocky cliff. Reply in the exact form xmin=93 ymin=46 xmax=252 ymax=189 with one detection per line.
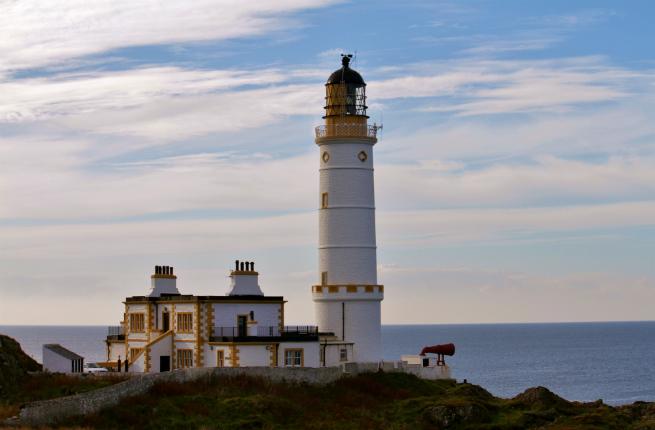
xmin=0 ymin=334 xmax=41 ymax=397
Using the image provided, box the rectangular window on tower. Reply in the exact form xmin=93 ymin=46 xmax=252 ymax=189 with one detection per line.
xmin=321 ymin=272 xmax=328 ymax=286
xmin=321 ymin=192 xmax=329 ymax=208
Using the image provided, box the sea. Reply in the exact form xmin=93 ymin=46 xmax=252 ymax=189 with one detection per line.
xmin=1 ymin=321 xmax=653 ymax=405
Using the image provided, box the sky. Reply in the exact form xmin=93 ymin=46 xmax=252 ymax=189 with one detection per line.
xmin=1 ymin=0 xmax=654 ymax=325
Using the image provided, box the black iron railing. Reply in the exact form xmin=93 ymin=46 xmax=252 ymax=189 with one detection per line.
xmin=107 ymin=326 xmax=124 ymax=336
xmin=283 ymin=325 xmax=318 ymax=335
xmin=211 ymin=325 xmax=318 ymax=339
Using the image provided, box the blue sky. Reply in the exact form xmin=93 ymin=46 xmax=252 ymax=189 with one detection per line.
xmin=1 ymin=0 xmax=654 ymax=324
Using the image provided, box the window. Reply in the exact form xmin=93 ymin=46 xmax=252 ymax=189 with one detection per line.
xmin=340 ymin=348 xmax=348 ymax=362
xmin=129 ymin=313 xmax=145 ymax=332
xmin=177 ymin=313 xmax=193 ymax=332
xmin=217 ymin=350 xmax=224 ymax=368
xmin=321 ymin=192 xmax=328 ymax=209
xmin=322 ymin=151 xmax=330 ymax=163
xmin=358 ymin=151 xmax=368 ymax=162
xmin=177 ymin=349 xmax=193 ymax=368
xmin=129 ymin=348 xmax=143 ymax=361
xmin=284 ymin=349 xmax=303 ymax=367
xmin=321 ymin=272 xmax=328 ymax=286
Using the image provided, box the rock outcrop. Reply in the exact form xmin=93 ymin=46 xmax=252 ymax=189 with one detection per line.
xmin=0 ymin=334 xmax=41 ymax=397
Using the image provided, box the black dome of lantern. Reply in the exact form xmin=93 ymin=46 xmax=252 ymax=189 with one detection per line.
xmin=326 ymin=55 xmax=365 ymax=85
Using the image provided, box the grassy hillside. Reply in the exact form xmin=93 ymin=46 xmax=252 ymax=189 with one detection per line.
xmin=55 ymin=372 xmax=655 ymax=430
xmin=0 ymin=334 xmax=41 ymax=397
xmin=0 ymin=334 xmax=128 ymax=422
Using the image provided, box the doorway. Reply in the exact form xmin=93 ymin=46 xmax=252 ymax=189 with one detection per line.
xmin=217 ymin=350 xmax=224 ymax=367
xmin=237 ymin=315 xmax=248 ymax=337
xmin=160 ymin=356 xmax=171 ymax=372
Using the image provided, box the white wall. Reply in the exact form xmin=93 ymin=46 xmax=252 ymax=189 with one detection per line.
xmin=148 ymin=332 xmax=173 ymax=373
xmin=43 ymin=347 xmax=80 ymax=373
xmin=212 ymin=303 xmax=280 ymax=329
xmin=323 ymin=343 xmax=354 ymax=367
xmin=107 ymin=341 xmax=124 ymax=362
xmin=278 ymin=342 xmax=320 ymax=368
xmin=317 ymin=138 xmax=377 ymax=286
xmin=238 ymin=345 xmax=271 ymax=367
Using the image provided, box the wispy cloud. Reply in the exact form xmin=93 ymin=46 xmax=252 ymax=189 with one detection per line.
xmin=0 ymin=0 xmax=338 ymax=73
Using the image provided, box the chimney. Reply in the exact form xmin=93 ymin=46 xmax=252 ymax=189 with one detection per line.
xmin=227 ymin=260 xmax=263 ymax=296
xmin=148 ymin=265 xmax=180 ymax=297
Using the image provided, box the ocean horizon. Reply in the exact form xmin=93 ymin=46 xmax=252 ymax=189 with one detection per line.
xmin=2 ymin=320 xmax=654 ymax=406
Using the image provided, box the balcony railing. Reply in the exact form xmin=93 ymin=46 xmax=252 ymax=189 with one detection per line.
xmin=210 ymin=325 xmax=318 ymax=340
xmin=106 ymin=325 xmax=125 ymax=340
xmin=315 ymin=124 xmax=378 ymax=139
xmin=108 ymin=326 xmax=125 ymax=336
xmin=283 ymin=325 xmax=319 ymax=335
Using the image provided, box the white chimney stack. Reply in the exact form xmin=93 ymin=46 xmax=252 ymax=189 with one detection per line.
xmin=148 ymin=265 xmax=180 ymax=297
xmin=227 ymin=260 xmax=264 ymax=296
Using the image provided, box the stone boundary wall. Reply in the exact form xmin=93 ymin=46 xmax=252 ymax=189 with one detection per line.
xmin=13 ymin=367 xmax=343 ymax=427
xmin=11 ymin=363 xmax=451 ymax=427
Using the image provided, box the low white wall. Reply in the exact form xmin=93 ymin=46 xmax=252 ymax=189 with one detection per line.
xmin=43 ymin=348 xmax=73 ymax=373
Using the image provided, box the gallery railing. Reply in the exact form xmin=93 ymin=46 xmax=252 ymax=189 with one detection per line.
xmin=211 ymin=325 xmax=318 ymax=340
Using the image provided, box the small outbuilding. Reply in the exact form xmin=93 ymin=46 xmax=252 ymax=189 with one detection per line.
xmin=43 ymin=344 xmax=84 ymax=373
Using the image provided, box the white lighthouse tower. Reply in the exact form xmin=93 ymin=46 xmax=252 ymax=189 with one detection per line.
xmin=312 ymin=55 xmax=383 ymax=363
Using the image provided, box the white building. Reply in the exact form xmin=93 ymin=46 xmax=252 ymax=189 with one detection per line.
xmin=104 ymin=57 xmax=453 ymax=376
xmin=43 ymin=344 xmax=84 ymax=373
xmin=106 ymin=262 xmax=323 ymax=372
xmin=312 ymin=54 xmax=383 ymax=363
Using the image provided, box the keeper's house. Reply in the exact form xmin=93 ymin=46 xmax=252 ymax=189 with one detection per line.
xmin=105 ymin=261 xmax=339 ymax=373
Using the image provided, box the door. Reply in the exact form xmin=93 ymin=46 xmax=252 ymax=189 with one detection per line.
xmin=217 ymin=351 xmax=224 ymax=368
xmin=160 ymin=355 xmax=171 ymax=372
xmin=237 ymin=315 xmax=248 ymax=337
xmin=162 ymin=311 xmax=170 ymax=332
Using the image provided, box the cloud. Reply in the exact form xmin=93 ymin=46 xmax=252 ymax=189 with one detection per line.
xmin=1 ymin=202 xmax=653 ymax=324
xmin=379 ymin=265 xmax=655 ymax=323
xmin=0 ymin=0 xmax=338 ymax=73
xmin=378 ymin=156 xmax=655 ymax=210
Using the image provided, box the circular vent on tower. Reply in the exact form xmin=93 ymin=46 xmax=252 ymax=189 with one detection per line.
xmin=322 ymin=152 xmax=330 ymax=163
xmin=358 ymin=151 xmax=368 ymax=162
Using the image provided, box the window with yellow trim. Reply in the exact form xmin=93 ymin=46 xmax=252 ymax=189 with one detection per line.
xmin=129 ymin=348 xmax=143 ymax=361
xmin=177 ymin=312 xmax=193 ymax=332
xmin=176 ymin=349 xmax=193 ymax=368
xmin=129 ymin=313 xmax=145 ymax=332
xmin=321 ymin=192 xmax=328 ymax=209
xmin=284 ymin=349 xmax=303 ymax=367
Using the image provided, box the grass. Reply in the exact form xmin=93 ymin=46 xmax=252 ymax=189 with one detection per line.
xmin=0 ymin=373 xmax=129 ymax=421
xmin=3 ymin=372 xmax=654 ymax=429
xmin=48 ymin=372 xmax=655 ymax=430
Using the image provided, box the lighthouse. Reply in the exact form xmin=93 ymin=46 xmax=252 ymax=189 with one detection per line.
xmin=312 ymin=55 xmax=383 ymax=363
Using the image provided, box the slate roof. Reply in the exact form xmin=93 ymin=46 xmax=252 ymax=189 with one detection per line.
xmin=43 ymin=344 xmax=83 ymax=360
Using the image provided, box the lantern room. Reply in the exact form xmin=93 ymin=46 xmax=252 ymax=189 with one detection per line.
xmin=316 ymin=55 xmax=378 ymax=141
xmin=324 ymin=54 xmax=367 ymax=119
